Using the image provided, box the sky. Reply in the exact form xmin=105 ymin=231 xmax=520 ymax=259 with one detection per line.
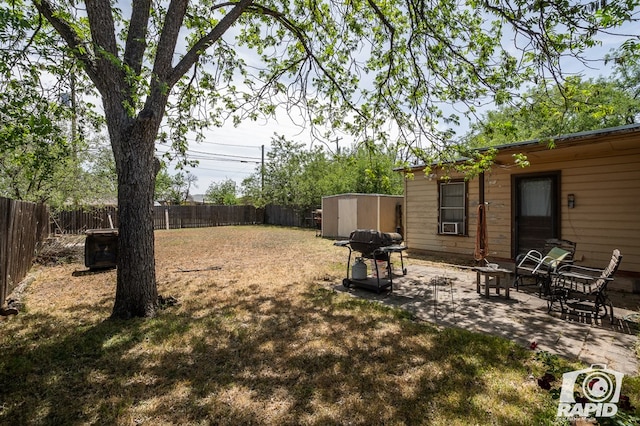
xmin=157 ymin=109 xmax=322 ymax=196
xmin=154 ymin=7 xmax=639 ymax=196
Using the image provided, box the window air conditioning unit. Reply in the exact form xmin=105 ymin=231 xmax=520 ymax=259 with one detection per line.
xmin=441 ymin=222 xmax=459 ymax=235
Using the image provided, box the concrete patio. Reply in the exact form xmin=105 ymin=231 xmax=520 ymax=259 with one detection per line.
xmin=334 ymin=262 xmax=640 ymax=376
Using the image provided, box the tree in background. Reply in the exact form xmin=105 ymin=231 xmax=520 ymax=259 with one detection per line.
xmin=0 ymin=3 xmax=111 ymax=207
xmin=155 ymin=166 xmax=198 ymax=205
xmin=78 ymin=140 xmax=118 ymax=206
xmin=340 ymin=145 xmax=404 ymax=195
xmin=246 ymin=135 xmax=312 ymax=208
xmin=28 ymin=0 xmax=638 ymax=318
xmin=0 ymin=4 xmax=69 ymax=202
xmin=44 ymin=136 xmax=119 ymax=208
xmin=242 ymin=135 xmax=404 ymax=209
xmin=610 ymin=47 xmax=640 ymax=118
xmin=205 ymin=179 xmax=238 ymax=205
xmin=0 ymin=84 xmax=69 ymax=202
xmin=464 ymin=75 xmax=640 ymax=148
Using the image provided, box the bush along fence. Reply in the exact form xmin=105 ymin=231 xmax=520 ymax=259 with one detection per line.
xmin=0 ymin=197 xmax=49 ymax=312
xmin=51 ymin=204 xmax=316 ymax=234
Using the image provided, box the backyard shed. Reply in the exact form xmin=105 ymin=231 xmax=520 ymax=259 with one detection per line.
xmin=321 ymin=193 xmax=403 ymax=238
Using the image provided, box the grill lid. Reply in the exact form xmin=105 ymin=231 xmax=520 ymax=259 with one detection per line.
xmin=348 ymin=229 xmax=403 ymax=253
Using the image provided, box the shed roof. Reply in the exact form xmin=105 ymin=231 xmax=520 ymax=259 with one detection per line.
xmin=321 ymin=193 xmax=403 ymax=199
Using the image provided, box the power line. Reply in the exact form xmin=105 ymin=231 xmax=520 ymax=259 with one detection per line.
xmin=199 ymin=141 xmax=265 ymax=149
xmin=186 ymin=166 xmax=255 ymax=174
xmin=187 ymin=149 xmax=261 ymax=161
xmin=184 ymin=137 xmax=267 ymax=150
xmin=187 ymin=154 xmax=260 ymax=164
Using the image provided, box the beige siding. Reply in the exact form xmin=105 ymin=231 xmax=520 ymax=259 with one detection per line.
xmin=404 ymin=135 xmax=640 ymax=278
xmin=379 ymin=196 xmax=402 ymax=234
xmin=321 ymin=196 xmax=339 ymax=238
xmin=555 ymin=149 xmax=640 ymax=273
xmin=405 ymin=172 xmax=480 ymax=257
xmin=483 ymin=170 xmax=511 ymax=259
xmin=357 ymin=196 xmax=378 ymax=230
xmin=321 ymin=194 xmax=403 ymax=238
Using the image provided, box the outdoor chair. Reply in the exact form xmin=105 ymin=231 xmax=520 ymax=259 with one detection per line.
xmin=513 ymin=238 xmax=577 ymax=296
xmin=547 ymin=249 xmax=622 ymax=323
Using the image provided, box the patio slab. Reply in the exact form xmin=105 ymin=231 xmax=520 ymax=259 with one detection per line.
xmin=334 ymin=263 xmax=639 ymax=376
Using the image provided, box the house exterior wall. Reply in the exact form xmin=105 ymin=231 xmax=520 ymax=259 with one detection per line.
xmin=403 ymin=131 xmax=640 ymax=290
xmin=404 ymin=172 xmax=482 ymax=257
xmin=321 ymin=194 xmax=404 ymax=238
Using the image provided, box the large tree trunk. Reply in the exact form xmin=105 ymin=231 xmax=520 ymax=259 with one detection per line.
xmin=35 ymin=0 xmax=253 ymax=320
xmin=110 ymin=118 xmax=159 ymax=319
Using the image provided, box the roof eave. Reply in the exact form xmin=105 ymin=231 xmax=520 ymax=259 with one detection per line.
xmin=397 ymin=123 xmax=640 ymax=173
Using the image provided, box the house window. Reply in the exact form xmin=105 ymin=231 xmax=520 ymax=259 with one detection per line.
xmin=439 ymin=181 xmax=466 ymax=235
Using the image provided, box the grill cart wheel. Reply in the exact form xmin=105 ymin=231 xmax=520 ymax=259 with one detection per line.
xmin=343 ymin=278 xmax=351 ymax=288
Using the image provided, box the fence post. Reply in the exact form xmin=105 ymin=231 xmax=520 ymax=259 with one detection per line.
xmin=165 ymin=209 xmax=170 ymax=230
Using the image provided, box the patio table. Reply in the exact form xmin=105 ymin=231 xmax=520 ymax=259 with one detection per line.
xmin=473 ymin=266 xmax=513 ymax=299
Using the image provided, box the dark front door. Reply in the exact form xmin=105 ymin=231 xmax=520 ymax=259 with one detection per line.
xmin=513 ymin=173 xmax=560 ymax=257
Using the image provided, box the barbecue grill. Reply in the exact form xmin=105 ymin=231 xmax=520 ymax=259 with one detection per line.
xmin=334 ymin=229 xmax=407 ymax=293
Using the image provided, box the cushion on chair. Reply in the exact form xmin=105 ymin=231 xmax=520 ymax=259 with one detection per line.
xmin=544 ymin=247 xmax=570 ymax=269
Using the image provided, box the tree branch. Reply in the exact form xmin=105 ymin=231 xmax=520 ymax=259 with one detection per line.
xmin=33 ymin=0 xmax=99 ymax=85
xmin=153 ymin=0 xmax=189 ymax=82
xmin=243 ymin=2 xmax=365 ymax=119
xmin=365 ymin=0 xmax=396 ymax=93
xmin=168 ymin=0 xmax=255 ymax=87
xmin=124 ymin=0 xmax=151 ymax=75
xmin=84 ymin=0 xmax=127 ymax=94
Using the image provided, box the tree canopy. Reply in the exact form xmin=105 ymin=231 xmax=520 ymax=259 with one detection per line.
xmin=205 ymin=178 xmax=238 ymax=205
xmin=0 ymin=2 xmax=111 ymax=206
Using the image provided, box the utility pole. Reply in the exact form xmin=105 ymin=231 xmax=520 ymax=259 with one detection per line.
xmin=261 ymin=144 xmax=265 ymax=192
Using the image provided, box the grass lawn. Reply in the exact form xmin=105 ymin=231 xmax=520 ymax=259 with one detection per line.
xmin=1 ymin=226 xmax=638 ymax=425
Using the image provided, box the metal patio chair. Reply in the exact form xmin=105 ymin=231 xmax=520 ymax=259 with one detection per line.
xmin=547 ymin=249 xmax=622 ymax=323
xmin=513 ymin=238 xmax=577 ymax=296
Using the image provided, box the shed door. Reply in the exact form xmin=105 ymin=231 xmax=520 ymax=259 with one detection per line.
xmin=338 ymin=198 xmax=358 ymax=238
xmin=514 ymin=174 xmax=559 ymax=257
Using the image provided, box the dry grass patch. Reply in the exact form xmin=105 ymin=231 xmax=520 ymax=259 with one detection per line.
xmin=1 ymin=226 xmax=635 ymax=425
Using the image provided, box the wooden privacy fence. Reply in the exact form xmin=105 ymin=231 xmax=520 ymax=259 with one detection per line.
xmin=52 ymin=204 xmax=316 ymax=234
xmin=263 ymin=205 xmax=314 ymax=228
xmin=153 ymin=205 xmax=263 ymax=230
xmin=53 ymin=205 xmax=265 ymax=233
xmin=51 ymin=206 xmax=119 ymax=234
xmin=0 ymin=197 xmax=49 ymax=308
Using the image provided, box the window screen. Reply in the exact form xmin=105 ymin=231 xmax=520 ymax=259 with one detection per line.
xmin=439 ymin=181 xmax=466 ymax=234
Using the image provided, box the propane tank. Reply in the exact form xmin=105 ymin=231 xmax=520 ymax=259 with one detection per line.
xmin=352 ymin=257 xmax=367 ymax=280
